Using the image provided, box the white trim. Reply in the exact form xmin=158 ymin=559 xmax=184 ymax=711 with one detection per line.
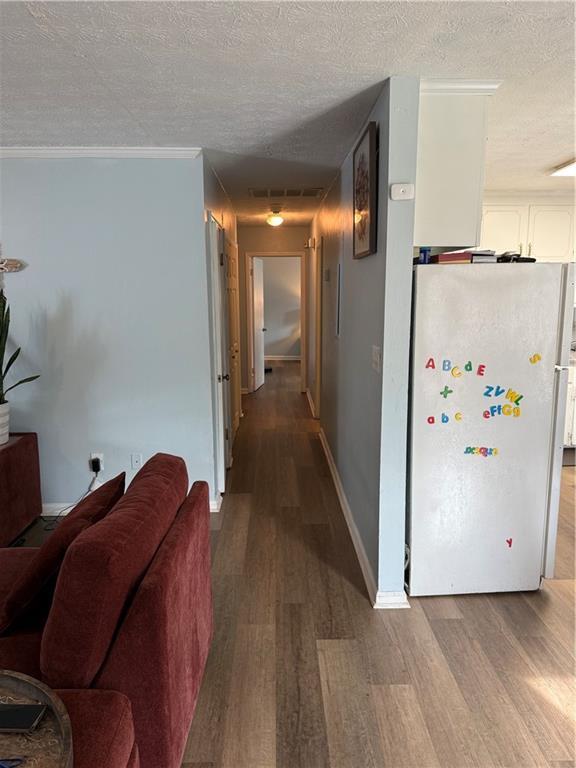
xmin=318 ymin=428 xmax=410 ymax=609
xmin=210 ymin=497 xmax=223 ymax=514
xmin=42 ymin=503 xmax=72 ymax=516
xmin=374 ymin=591 xmax=411 ymax=609
xmin=265 ymin=355 xmax=301 ymax=361
xmin=306 ymin=388 xmax=317 ymax=419
xmin=45 ymin=496 xmax=224 ymax=517
xmin=0 ymin=147 xmax=201 ymax=159
xmin=420 ymin=78 xmax=502 ymax=96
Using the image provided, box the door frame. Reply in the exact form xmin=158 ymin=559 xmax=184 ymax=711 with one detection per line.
xmin=246 ymin=250 xmax=307 ymax=393
xmin=206 ymin=213 xmax=231 ymax=497
xmin=314 ymin=236 xmax=323 ymax=418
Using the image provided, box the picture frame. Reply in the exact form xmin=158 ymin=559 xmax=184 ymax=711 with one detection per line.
xmin=353 ymin=121 xmax=377 ymax=259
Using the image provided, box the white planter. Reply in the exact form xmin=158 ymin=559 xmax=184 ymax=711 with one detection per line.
xmin=0 ymin=402 xmax=9 ymax=445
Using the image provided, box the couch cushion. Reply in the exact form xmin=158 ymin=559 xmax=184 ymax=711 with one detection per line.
xmin=57 ymin=689 xmax=139 ymax=768
xmin=95 ymin=481 xmax=212 ymax=768
xmin=0 ymin=632 xmax=42 ymax=677
xmin=0 ymin=548 xmax=38 ymax=604
xmin=40 ymin=454 xmax=188 ymax=689
xmin=0 ymin=473 xmax=125 ymax=635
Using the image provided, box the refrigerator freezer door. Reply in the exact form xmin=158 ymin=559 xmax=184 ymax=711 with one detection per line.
xmin=409 ymin=264 xmax=564 ymax=596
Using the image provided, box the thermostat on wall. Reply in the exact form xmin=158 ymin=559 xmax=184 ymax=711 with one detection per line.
xmin=390 ymin=183 xmax=415 ymax=201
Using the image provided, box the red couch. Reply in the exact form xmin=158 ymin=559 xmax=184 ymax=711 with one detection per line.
xmin=0 ymin=454 xmax=213 ymax=768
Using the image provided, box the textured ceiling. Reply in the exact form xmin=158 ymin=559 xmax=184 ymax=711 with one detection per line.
xmin=0 ymin=1 xmax=574 ymax=224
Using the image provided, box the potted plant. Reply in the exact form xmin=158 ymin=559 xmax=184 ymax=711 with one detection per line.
xmin=0 ymin=290 xmax=40 ymax=445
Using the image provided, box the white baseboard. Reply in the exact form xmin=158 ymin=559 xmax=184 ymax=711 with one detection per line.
xmin=42 ymin=503 xmax=72 ymax=517
xmin=318 ymin=429 xmax=410 ymax=610
xmin=46 ymin=498 xmax=224 ymax=517
xmin=374 ymin=591 xmax=410 ymax=609
xmin=210 ymin=497 xmax=223 ymax=513
xmin=264 ymin=356 xmax=301 ymax=361
xmin=306 ymin=388 xmax=317 ymax=418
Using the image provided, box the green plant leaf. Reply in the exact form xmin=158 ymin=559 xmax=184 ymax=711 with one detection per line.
xmin=3 ymin=347 xmax=20 ymax=379
xmin=3 ymin=374 xmax=40 ymax=396
xmin=0 ymin=304 xmax=9 ymax=376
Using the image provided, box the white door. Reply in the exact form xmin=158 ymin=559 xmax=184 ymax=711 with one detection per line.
xmin=252 ymin=257 xmax=265 ymax=390
xmin=207 ymin=216 xmax=232 ymax=496
xmin=480 ymin=205 xmax=529 ymax=254
xmin=528 ymin=205 xmax=574 ymax=262
xmin=409 ymin=264 xmax=565 ymax=596
xmin=218 ymin=227 xmax=233 ymax=469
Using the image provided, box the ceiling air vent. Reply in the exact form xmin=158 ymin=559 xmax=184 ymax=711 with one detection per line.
xmin=248 ymin=188 xmax=324 ymax=199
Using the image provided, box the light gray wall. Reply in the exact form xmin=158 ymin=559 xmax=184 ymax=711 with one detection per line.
xmin=0 ymin=155 xmax=218 ymax=505
xmin=311 ymin=76 xmax=419 ymax=597
xmin=237 ymin=224 xmax=309 ymax=388
xmin=263 ymin=256 xmax=301 ymax=358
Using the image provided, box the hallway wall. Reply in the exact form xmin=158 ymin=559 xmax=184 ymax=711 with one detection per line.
xmin=237 ymin=224 xmax=309 ymax=388
xmin=311 ymin=76 xmax=419 ymax=605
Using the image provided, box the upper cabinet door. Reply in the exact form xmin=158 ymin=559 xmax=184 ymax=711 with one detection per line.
xmin=480 ymin=205 xmax=529 ymax=253
xmin=414 ymin=93 xmax=488 ymax=248
xmin=528 ymin=206 xmax=574 ymax=262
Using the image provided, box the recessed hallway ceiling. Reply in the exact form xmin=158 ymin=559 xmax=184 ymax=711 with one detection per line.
xmin=0 ymin=1 xmax=574 ymax=224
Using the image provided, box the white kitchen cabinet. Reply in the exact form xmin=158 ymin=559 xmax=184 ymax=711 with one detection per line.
xmin=566 ymin=362 xmax=576 ymax=447
xmin=528 ymin=206 xmax=574 ymax=262
xmin=481 ymin=203 xmax=574 ymax=262
xmin=480 ymin=205 xmax=529 ymax=253
xmin=414 ymin=93 xmax=488 ymax=248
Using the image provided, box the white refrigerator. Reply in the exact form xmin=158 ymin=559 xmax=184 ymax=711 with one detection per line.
xmin=408 ymin=263 xmax=574 ymax=596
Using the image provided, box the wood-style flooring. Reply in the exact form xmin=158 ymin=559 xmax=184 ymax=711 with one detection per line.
xmin=184 ymin=361 xmax=576 ymax=768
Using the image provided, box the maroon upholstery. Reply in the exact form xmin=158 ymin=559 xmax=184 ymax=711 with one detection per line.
xmin=58 ymin=689 xmax=140 ymax=768
xmin=95 ymin=481 xmax=213 ymax=768
xmin=0 ymin=547 xmax=38 ymax=605
xmin=0 ymin=433 xmax=42 ymax=546
xmin=40 ymin=454 xmax=188 ymax=689
xmin=0 ymin=473 xmax=125 ymax=634
xmin=0 ymin=631 xmax=42 ymax=677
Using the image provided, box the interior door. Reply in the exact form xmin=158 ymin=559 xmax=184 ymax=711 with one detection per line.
xmin=226 ymin=238 xmax=241 ymax=438
xmin=480 ymin=205 xmax=529 ymax=254
xmin=253 ymin=257 xmax=265 ymax=390
xmin=215 ymin=227 xmax=233 ymax=469
xmin=528 ymin=205 xmax=574 ymax=262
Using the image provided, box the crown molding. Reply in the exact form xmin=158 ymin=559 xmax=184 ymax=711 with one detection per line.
xmin=0 ymin=147 xmax=202 ymax=159
xmin=420 ymin=78 xmax=502 ymax=96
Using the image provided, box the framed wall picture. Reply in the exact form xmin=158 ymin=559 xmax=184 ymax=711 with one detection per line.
xmin=353 ymin=121 xmax=377 ymax=259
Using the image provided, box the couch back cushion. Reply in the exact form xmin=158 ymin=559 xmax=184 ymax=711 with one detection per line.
xmin=95 ymin=481 xmax=212 ymax=768
xmin=0 ymin=473 xmax=125 ymax=634
xmin=40 ymin=454 xmax=188 ymax=689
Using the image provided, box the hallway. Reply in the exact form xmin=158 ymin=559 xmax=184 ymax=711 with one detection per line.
xmin=184 ymin=361 xmax=575 ymax=768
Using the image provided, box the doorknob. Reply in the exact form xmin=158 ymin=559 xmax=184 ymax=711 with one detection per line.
xmin=218 ymin=374 xmax=230 ymax=382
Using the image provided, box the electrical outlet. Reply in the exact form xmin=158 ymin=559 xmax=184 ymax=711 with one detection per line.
xmin=131 ymin=453 xmax=143 ymax=470
xmin=90 ymin=453 xmax=104 ymax=472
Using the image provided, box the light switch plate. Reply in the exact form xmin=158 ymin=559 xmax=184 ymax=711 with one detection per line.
xmin=390 ymin=183 xmax=415 ymax=201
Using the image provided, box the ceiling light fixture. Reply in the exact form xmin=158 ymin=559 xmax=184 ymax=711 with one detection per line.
xmin=550 ymin=160 xmax=576 ymax=177
xmin=266 ymin=210 xmax=284 ymax=227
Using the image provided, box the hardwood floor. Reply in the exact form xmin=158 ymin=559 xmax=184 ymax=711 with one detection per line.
xmin=184 ymin=361 xmax=576 ymax=768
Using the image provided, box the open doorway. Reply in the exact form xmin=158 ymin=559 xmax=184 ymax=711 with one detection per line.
xmin=246 ymin=251 xmax=307 ymax=393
